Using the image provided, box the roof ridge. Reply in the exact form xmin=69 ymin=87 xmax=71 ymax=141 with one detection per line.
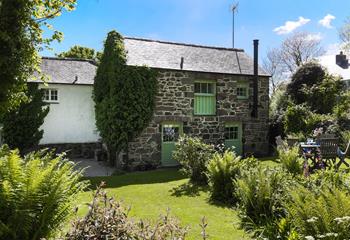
xmin=124 ymin=36 xmax=245 ymax=52
xmin=41 ymin=56 xmax=97 ymax=65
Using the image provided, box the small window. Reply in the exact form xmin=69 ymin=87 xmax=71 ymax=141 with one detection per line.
xmin=194 ymin=81 xmax=216 ymax=115
xmin=162 ymin=125 xmax=180 ymax=142
xmin=43 ymin=89 xmax=59 ymax=103
xmin=237 ymin=82 xmax=249 ymax=99
xmin=225 ymin=126 xmax=239 ymax=140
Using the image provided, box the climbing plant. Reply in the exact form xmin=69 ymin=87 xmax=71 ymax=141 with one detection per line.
xmin=93 ymin=31 xmax=158 ymax=166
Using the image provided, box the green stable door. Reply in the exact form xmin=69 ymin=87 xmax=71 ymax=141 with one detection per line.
xmin=224 ymin=122 xmax=243 ymax=156
xmin=161 ymin=123 xmax=182 ymax=166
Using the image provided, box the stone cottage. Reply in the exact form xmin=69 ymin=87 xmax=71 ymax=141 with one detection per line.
xmin=33 ymin=37 xmax=270 ymax=167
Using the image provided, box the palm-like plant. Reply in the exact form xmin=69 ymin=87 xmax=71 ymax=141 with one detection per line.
xmin=0 ymin=145 xmax=87 ymax=240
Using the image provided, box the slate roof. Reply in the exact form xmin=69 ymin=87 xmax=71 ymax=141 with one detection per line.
xmin=32 ymin=57 xmax=97 ymax=85
xmin=33 ymin=37 xmax=268 ymax=85
xmin=124 ymin=37 xmax=269 ymax=76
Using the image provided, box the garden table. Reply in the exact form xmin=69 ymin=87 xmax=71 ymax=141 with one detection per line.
xmin=300 ymin=143 xmax=324 ymax=171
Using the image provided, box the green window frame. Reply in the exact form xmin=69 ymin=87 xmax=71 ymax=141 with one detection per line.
xmin=224 ymin=125 xmax=239 ymax=140
xmin=194 ymin=81 xmax=216 ymax=115
xmin=236 ymin=82 xmax=249 ymax=100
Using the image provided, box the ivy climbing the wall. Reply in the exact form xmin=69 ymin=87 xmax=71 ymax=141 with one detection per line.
xmin=93 ymin=30 xmax=158 ymax=167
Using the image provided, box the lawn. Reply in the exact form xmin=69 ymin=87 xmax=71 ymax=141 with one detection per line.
xmin=75 ymin=168 xmax=250 ymax=240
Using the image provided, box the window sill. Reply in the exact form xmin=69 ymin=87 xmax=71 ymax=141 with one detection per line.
xmin=44 ymin=101 xmax=59 ymax=104
xmin=193 ymin=113 xmax=217 ymax=116
xmin=237 ymin=97 xmax=249 ymax=100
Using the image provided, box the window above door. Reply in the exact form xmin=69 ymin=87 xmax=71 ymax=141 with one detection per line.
xmin=194 ymin=81 xmax=216 ymax=115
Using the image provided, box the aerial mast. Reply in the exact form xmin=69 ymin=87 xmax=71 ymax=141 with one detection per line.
xmin=231 ymin=2 xmax=239 ymax=48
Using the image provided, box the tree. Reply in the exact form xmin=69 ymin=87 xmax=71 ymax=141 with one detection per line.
xmin=1 ymin=84 xmax=49 ymax=152
xmin=280 ymin=32 xmax=324 ymax=73
xmin=0 ymin=0 xmax=76 ymax=116
xmin=287 ymin=62 xmax=326 ymax=105
xmin=57 ymin=45 xmax=102 ymax=62
xmin=339 ymin=17 xmax=350 ymax=52
xmin=263 ymin=48 xmax=284 ymax=94
xmin=264 ymin=32 xmax=324 ymax=82
xmin=93 ymin=31 xmax=158 ymax=167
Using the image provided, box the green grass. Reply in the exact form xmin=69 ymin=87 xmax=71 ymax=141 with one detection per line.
xmin=75 ymin=169 xmax=249 ymax=240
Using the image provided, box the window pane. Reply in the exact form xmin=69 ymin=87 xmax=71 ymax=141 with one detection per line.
xmin=194 ymin=83 xmax=201 ymax=93
xmin=232 ymin=127 xmax=238 ymax=139
xmin=224 ymin=128 xmax=230 ymax=139
xmin=237 ymin=87 xmax=247 ymax=97
xmin=201 ymin=83 xmax=207 ymax=93
xmin=51 ymin=90 xmax=58 ymax=101
xmin=207 ymin=83 xmax=214 ymax=94
xmin=43 ymin=90 xmax=50 ymax=101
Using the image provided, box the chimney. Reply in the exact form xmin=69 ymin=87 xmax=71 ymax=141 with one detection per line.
xmin=251 ymin=39 xmax=259 ymax=118
xmin=336 ymin=51 xmax=349 ymax=69
xmin=180 ymin=57 xmax=184 ymax=70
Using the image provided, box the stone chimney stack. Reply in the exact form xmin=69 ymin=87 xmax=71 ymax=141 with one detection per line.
xmin=336 ymin=51 xmax=349 ymax=69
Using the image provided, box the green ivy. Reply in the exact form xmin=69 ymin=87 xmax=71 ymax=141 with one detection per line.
xmin=93 ymin=30 xmax=158 ymax=166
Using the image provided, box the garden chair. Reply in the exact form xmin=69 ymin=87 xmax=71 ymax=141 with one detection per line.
xmin=319 ymin=137 xmax=338 ymax=167
xmin=336 ymin=140 xmax=350 ymax=169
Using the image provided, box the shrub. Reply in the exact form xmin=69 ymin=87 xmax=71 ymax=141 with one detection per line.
xmin=207 ymin=151 xmax=257 ymax=203
xmin=286 ymin=187 xmax=350 ymax=239
xmin=277 ymin=146 xmax=303 ymax=176
xmin=0 ymin=145 xmax=87 ymax=240
xmin=1 ymin=83 xmax=49 ymax=153
xmin=234 ymin=166 xmax=293 ymax=234
xmin=65 ymin=183 xmax=189 ymax=240
xmin=284 ymin=104 xmax=311 ymax=134
xmin=173 ymin=135 xmax=215 ymax=184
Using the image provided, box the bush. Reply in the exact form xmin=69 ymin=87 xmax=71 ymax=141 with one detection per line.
xmin=286 ymin=187 xmax=350 ymax=239
xmin=234 ymin=166 xmax=293 ymax=233
xmin=207 ymin=151 xmax=257 ymax=203
xmin=0 ymin=145 xmax=87 ymax=240
xmin=173 ymin=135 xmax=215 ymax=184
xmin=277 ymin=146 xmax=303 ymax=176
xmin=1 ymin=84 xmax=49 ymax=153
xmin=284 ymin=104 xmax=312 ymax=134
xmin=66 ymin=183 xmax=190 ymax=240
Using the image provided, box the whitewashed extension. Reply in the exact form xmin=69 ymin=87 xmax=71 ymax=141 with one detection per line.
xmin=34 ymin=57 xmax=99 ymax=147
xmin=318 ymin=51 xmax=350 ymax=89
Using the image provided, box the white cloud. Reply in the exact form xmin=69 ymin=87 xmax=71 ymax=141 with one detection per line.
xmin=318 ymin=14 xmax=336 ymax=28
xmin=274 ymin=17 xmax=311 ymax=35
xmin=305 ymin=33 xmax=323 ymax=41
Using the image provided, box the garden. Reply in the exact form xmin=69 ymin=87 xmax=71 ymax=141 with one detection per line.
xmin=1 ymin=136 xmax=350 ymax=239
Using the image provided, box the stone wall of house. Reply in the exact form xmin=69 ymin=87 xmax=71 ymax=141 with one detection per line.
xmin=127 ymin=70 xmax=269 ymax=167
xmin=39 ymin=142 xmax=102 ymax=159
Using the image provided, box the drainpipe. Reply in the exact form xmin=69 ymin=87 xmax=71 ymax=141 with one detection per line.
xmin=251 ymin=39 xmax=259 ymax=118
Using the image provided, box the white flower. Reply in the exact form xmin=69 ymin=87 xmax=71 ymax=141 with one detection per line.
xmin=305 ymin=236 xmax=315 ymax=240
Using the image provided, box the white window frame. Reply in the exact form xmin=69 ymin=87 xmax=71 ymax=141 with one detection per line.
xmin=43 ymin=88 xmax=59 ymax=103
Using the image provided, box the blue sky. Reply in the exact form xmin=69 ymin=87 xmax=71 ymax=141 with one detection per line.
xmin=43 ymin=0 xmax=350 ymax=61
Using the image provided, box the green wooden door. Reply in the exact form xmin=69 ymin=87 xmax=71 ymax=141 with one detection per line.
xmin=161 ymin=123 xmax=182 ymax=166
xmin=224 ymin=122 xmax=243 ymax=155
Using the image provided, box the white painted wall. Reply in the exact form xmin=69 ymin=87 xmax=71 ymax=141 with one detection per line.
xmin=39 ymin=84 xmax=100 ymax=144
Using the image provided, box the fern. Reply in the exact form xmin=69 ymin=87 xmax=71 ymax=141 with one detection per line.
xmin=0 ymin=145 xmax=87 ymax=240
xmin=287 ymin=187 xmax=350 ymax=239
xmin=277 ymin=146 xmax=303 ymax=176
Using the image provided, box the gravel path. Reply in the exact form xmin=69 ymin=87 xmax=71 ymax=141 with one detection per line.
xmin=72 ymin=158 xmax=115 ymax=177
